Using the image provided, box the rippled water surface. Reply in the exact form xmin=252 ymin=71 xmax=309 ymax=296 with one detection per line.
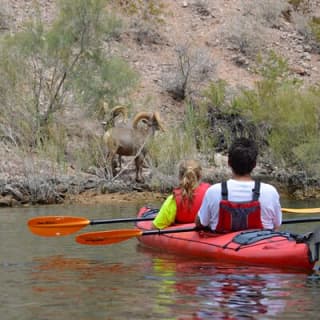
xmin=1 ymin=199 xmax=320 ymax=319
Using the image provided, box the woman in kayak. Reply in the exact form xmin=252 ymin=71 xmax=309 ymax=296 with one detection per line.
xmin=152 ymin=159 xmax=210 ymax=229
xmin=195 ymin=137 xmax=282 ymax=232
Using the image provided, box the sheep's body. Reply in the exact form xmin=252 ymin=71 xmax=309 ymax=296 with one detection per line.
xmin=103 ymin=112 xmax=164 ymax=182
xmin=104 ymin=127 xmax=146 ymax=156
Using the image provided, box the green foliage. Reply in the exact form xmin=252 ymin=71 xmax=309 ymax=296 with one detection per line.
xmin=239 ymin=52 xmax=298 ymax=121
xmin=73 ymin=136 xmax=106 ymax=172
xmin=235 ymin=51 xmax=320 ymax=174
xmin=184 ymin=102 xmax=215 ymax=156
xmin=255 ymin=51 xmax=290 ymax=82
xmin=114 ymin=0 xmax=166 ymax=23
xmin=73 ymin=56 xmax=138 ymax=116
xmin=148 ymin=102 xmax=214 ymax=176
xmin=310 ymin=17 xmax=320 ymax=43
xmin=292 ymin=139 xmax=320 ymax=176
xmin=148 ymin=126 xmax=199 ymax=176
xmin=0 ymin=0 xmax=137 ymax=164
xmin=36 ymin=123 xmax=68 ymax=164
xmin=203 ymin=80 xmax=227 ymax=109
xmin=268 ymin=88 xmax=319 ymax=160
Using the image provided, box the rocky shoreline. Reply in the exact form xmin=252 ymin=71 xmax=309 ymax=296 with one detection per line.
xmin=1 ymin=164 xmax=319 ymax=207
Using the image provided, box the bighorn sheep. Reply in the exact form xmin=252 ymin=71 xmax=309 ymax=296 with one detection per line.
xmin=103 ymin=111 xmax=165 ymax=183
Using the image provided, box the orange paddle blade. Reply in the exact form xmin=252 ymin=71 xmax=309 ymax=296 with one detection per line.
xmin=76 ymin=229 xmax=143 ymax=245
xmin=282 ymin=208 xmax=320 ymax=214
xmin=28 ymin=216 xmax=90 ymax=237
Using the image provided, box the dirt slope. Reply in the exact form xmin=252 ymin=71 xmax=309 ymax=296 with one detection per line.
xmin=116 ymin=0 xmax=320 ymax=118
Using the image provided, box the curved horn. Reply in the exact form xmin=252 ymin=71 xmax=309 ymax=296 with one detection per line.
xmin=132 ymin=112 xmax=153 ymax=129
xmin=110 ymin=105 xmax=128 ymax=120
xmin=103 ymin=105 xmax=128 ymax=129
xmin=153 ymin=111 xmax=166 ymax=132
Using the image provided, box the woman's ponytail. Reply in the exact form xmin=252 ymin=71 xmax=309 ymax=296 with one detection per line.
xmin=178 ymin=160 xmax=202 ymax=201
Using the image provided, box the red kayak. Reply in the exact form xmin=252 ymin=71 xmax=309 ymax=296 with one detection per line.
xmin=135 ymin=207 xmax=318 ymax=272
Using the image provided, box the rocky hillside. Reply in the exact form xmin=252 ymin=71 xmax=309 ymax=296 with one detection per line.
xmin=1 ymin=0 xmax=320 ymax=205
xmin=4 ymin=0 xmax=320 ymax=113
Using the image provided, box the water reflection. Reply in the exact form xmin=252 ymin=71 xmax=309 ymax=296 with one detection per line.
xmin=27 ymin=247 xmax=320 ymax=317
xmin=2 ymin=200 xmax=320 ymax=319
xmin=140 ymin=248 xmax=320 ymax=320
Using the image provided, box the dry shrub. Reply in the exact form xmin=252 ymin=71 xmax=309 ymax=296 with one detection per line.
xmin=244 ymin=0 xmax=289 ymax=28
xmin=291 ymin=11 xmax=314 ymax=41
xmin=161 ymin=44 xmax=215 ymax=101
xmin=220 ymin=14 xmax=265 ymax=59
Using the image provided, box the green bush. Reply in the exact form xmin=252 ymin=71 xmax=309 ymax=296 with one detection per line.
xmin=235 ymin=51 xmax=320 ymax=175
xmin=310 ymin=17 xmax=320 ymax=43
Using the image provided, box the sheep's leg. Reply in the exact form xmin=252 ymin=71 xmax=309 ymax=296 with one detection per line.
xmin=105 ymin=151 xmax=117 ymax=177
xmin=134 ymin=155 xmax=144 ymax=183
xmin=111 ymin=157 xmax=118 ymax=176
xmin=118 ymin=155 xmax=122 ymax=170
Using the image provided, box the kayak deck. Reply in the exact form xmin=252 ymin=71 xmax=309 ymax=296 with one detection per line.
xmin=135 ymin=207 xmax=317 ymax=272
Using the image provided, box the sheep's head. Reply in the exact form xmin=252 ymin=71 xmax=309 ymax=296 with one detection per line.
xmin=110 ymin=105 xmax=128 ymax=120
xmin=152 ymin=111 xmax=166 ymax=132
xmin=133 ymin=111 xmax=165 ymax=132
xmin=103 ymin=105 xmax=128 ymax=129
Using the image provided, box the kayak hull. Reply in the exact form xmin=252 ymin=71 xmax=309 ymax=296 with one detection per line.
xmin=135 ymin=207 xmax=316 ymax=272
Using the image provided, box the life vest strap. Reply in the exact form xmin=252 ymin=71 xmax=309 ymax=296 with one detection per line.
xmin=252 ymin=180 xmax=260 ymax=201
xmin=222 ymin=180 xmax=261 ymax=201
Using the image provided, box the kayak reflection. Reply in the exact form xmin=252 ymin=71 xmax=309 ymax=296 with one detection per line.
xmin=141 ymin=249 xmax=309 ymax=320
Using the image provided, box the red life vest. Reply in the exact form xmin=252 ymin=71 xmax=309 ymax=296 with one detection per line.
xmin=174 ymin=182 xmax=210 ymax=223
xmin=215 ymin=181 xmax=263 ymax=233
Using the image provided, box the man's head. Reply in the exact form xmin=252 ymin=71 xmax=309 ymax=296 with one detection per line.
xmin=228 ymin=138 xmax=258 ymax=176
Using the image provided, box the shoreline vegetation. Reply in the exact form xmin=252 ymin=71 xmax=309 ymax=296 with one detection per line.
xmin=0 ymin=161 xmax=319 ymax=207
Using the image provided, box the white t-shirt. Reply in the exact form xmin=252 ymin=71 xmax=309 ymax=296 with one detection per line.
xmin=198 ymin=179 xmax=282 ymax=230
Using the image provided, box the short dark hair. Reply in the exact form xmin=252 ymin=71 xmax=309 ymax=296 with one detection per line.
xmin=228 ymin=138 xmax=258 ymax=175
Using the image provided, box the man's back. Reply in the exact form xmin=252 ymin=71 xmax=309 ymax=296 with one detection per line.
xmin=198 ymin=179 xmax=282 ymax=230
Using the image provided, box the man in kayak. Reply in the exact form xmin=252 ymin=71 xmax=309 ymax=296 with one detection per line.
xmin=195 ymin=137 xmax=282 ymax=232
xmin=152 ymin=159 xmax=210 ymax=229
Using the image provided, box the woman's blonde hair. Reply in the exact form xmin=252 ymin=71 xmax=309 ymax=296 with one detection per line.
xmin=178 ymin=160 xmax=202 ymax=200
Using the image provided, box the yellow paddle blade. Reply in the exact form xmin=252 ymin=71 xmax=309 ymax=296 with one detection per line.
xmin=28 ymin=216 xmax=90 ymax=237
xmin=282 ymin=208 xmax=320 ymax=214
xmin=76 ymin=229 xmax=143 ymax=245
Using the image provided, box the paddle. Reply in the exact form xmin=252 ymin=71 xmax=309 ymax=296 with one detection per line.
xmin=28 ymin=207 xmax=320 ymax=237
xmin=282 ymin=208 xmax=320 ymax=214
xmin=75 ymin=217 xmax=320 ymax=246
xmin=28 ymin=215 xmax=155 ymax=237
xmin=76 ymin=226 xmax=197 ymax=245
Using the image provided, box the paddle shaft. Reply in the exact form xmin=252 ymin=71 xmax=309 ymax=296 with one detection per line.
xmin=283 ymin=218 xmax=320 ymax=224
xmin=89 ymin=216 xmax=154 ymax=225
xmin=87 ymin=212 xmax=320 ymax=226
xmin=141 ymin=226 xmax=197 ymax=236
xmin=75 ymin=226 xmax=198 ymax=245
xmin=282 ymin=208 xmax=320 ymax=214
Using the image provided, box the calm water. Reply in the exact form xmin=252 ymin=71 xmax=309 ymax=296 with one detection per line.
xmin=1 ymin=198 xmax=320 ymax=320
